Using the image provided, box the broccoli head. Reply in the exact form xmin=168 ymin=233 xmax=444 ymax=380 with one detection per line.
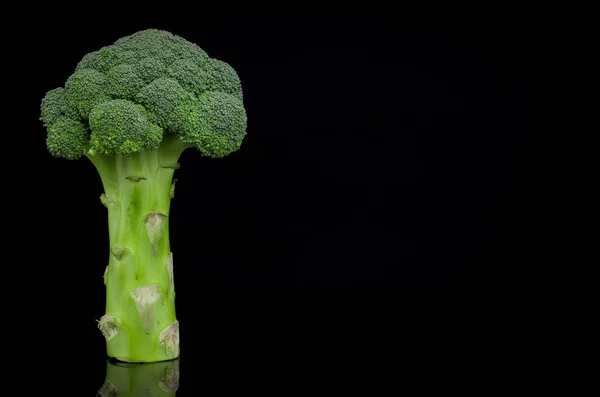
xmin=40 ymin=29 xmax=248 ymax=364
xmin=40 ymin=28 xmax=247 ymax=160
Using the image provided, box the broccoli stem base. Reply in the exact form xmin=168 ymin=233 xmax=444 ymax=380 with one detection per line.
xmin=89 ymin=137 xmax=186 ymax=363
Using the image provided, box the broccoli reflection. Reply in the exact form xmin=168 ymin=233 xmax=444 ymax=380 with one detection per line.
xmin=98 ymin=358 xmax=179 ymax=396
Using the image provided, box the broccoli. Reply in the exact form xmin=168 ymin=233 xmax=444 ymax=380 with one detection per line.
xmin=40 ymin=29 xmax=247 ymax=363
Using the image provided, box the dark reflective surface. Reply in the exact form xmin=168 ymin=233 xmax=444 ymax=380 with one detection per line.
xmin=98 ymin=358 xmax=180 ymax=396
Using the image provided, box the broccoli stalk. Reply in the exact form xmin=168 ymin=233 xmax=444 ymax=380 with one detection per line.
xmin=89 ymin=136 xmax=185 ymax=363
xmin=40 ymin=29 xmax=247 ymax=363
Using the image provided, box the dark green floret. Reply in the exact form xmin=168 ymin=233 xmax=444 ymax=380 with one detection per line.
xmin=166 ymin=59 xmax=207 ymax=96
xmin=106 ymin=64 xmax=146 ymax=99
xmin=203 ymin=59 xmax=243 ymax=101
xmin=40 ymin=87 xmax=78 ymax=126
xmin=89 ymin=99 xmax=162 ymax=156
xmin=64 ymin=68 xmax=110 ymax=120
xmin=135 ymin=57 xmax=167 ymax=83
xmin=175 ymin=92 xmax=247 ymax=157
xmin=134 ymin=77 xmax=195 ymax=129
xmin=46 ymin=117 xmax=89 ymax=160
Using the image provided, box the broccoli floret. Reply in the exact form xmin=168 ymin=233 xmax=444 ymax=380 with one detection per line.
xmin=174 ymin=92 xmax=247 ymax=157
xmin=111 ymin=29 xmax=208 ymax=67
xmin=166 ymin=59 xmax=207 ymax=97
xmin=39 ymin=28 xmax=247 ymax=364
xmin=76 ymin=47 xmax=139 ymax=72
xmin=89 ymin=99 xmax=162 ymax=156
xmin=46 ymin=117 xmax=89 ymax=160
xmin=64 ymin=68 xmax=110 ymax=120
xmin=168 ymin=33 xmax=209 ymax=62
xmin=106 ymin=64 xmax=146 ymax=99
xmin=136 ymin=57 xmax=167 ymax=84
xmin=203 ymin=59 xmax=243 ymax=101
xmin=40 ymin=87 xmax=78 ymax=126
xmin=134 ymin=77 xmax=195 ymax=128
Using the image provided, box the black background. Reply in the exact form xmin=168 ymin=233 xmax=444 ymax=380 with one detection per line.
xmin=17 ymin=12 xmax=527 ymax=392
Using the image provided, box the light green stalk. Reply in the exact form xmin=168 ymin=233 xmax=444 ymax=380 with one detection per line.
xmin=88 ymin=136 xmax=186 ymax=363
xmin=97 ymin=358 xmax=180 ymax=396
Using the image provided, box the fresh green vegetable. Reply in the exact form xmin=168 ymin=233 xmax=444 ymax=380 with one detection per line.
xmin=40 ymin=29 xmax=247 ymax=362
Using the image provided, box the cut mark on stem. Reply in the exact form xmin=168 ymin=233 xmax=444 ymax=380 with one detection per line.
xmin=111 ymin=246 xmax=123 ymax=261
xmin=98 ymin=315 xmax=121 ymax=341
xmin=159 ymin=320 xmax=180 ymax=357
xmin=100 ymin=193 xmax=117 ymax=209
xmin=130 ymin=284 xmax=162 ymax=333
xmin=145 ymin=213 xmax=166 ymax=257
xmin=166 ymin=253 xmax=175 ymax=298
xmin=111 ymin=245 xmax=133 ymax=261
xmin=161 ymin=163 xmax=181 ymax=169
xmin=170 ymin=179 xmax=178 ymax=199
xmin=97 ymin=380 xmax=119 ymax=397
xmin=159 ymin=360 xmax=180 ymax=392
xmin=125 ymin=176 xmax=147 ymax=183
